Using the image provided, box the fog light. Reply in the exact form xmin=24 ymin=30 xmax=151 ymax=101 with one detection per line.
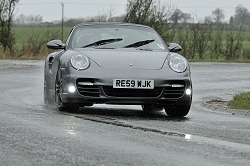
xmin=186 ymin=89 xmax=191 ymax=95
xmin=68 ymin=86 xmax=76 ymax=93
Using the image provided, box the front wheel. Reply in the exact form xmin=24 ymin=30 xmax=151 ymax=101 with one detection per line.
xmin=164 ymin=105 xmax=190 ymax=117
xmin=55 ymin=69 xmax=79 ymax=112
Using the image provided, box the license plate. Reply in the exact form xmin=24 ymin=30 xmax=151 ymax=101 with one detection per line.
xmin=113 ymin=79 xmax=154 ymax=89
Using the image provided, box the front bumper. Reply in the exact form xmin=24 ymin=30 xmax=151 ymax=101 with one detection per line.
xmin=59 ymin=66 xmax=192 ymax=107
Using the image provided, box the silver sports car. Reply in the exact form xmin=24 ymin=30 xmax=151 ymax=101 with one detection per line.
xmin=44 ymin=22 xmax=192 ymax=117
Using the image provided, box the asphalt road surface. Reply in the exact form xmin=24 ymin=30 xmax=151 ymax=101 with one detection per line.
xmin=0 ymin=60 xmax=249 ymax=166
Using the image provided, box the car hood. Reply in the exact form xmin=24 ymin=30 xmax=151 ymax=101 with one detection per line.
xmin=74 ymin=48 xmax=169 ymax=70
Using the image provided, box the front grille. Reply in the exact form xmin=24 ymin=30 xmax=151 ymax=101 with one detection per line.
xmin=164 ymin=81 xmax=185 ymax=98
xmin=76 ymin=79 xmax=100 ymax=97
xmin=103 ymin=86 xmax=163 ymax=97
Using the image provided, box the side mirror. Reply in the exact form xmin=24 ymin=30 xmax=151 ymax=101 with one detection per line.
xmin=168 ymin=43 xmax=182 ymax=52
xmin=47 ymin=40 xmax=65 ymax=49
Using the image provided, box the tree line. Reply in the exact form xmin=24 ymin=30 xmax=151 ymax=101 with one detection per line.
xmin=1 ymin=0 xmax=250 ymax=60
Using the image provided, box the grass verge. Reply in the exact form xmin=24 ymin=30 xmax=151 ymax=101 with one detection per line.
xmin=229 ymin=92 xmax=250 ymax=110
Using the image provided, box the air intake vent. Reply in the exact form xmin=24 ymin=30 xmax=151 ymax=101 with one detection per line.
xmin=164 ymin=81 xmax=185 ymax=98
xmin=103 ymin=86 xmax=163 ymax=97
xmin=76 ymin=78 xmax=100 ymax=97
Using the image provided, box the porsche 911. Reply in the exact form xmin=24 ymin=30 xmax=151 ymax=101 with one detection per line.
xmin=44 ymin=22 xmax=192 ymax=117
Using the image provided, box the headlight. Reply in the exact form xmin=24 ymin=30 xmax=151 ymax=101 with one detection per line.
xmin=169 ymin=55 xmax=187 ymax=73
xmin=70 ymin=54 xmax=90 ymax=70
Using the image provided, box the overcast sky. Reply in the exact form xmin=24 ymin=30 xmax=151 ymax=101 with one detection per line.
xmin=16 ymin=0 xmax=250 ymax=22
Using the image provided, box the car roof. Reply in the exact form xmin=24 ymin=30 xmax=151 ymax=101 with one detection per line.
xmin=73 ymin=22 xmax=152 ymax=29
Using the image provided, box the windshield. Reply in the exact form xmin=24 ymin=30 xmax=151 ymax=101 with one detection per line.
xmin=68 ymin=25 xmax=167 ymax=51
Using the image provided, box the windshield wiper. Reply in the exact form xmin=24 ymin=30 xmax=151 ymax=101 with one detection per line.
xmin=82 ymin=38 xmax=123 ymax=48
xmin=123 ymin=39 xmax=155 ymax=48
xmin=137 ymin=48 xmax=153 ymax=51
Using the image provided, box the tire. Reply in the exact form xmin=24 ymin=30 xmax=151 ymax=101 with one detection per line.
xmin=142 ymin=105 xmax=163 ymax=112
xmin=44 ymin=84 xmax=48 ymax=104
xmin=55 ymin=69 xmax=79 ymax=112
xmin=164 ymin=105 xmax=190 ymax=117
xmin=44 ymin=83 xmax=54 ymax=104
xmin=44 ymin=63 xmax=54 ymax=104
xmin=44 ymin=71 xmax=50 ymax=104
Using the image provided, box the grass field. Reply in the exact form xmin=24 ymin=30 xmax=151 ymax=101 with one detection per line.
xmin=12 ymin=26 xmax=71 ymax=53
xmin=13 ymin=26 xmax=72 ymax=43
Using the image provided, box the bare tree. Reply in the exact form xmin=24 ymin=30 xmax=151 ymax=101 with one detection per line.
xmin=223 ymin=27 xmax=244 ymax=60
xmin=171 ymin=9 xmax=192 ymax=24
xmin=0 ymin=0 xmax=19 ymax=55
xmin=16 ymin=14 xmax=26 ymax=24
xmin=175 ymin=24 xmax=191 ymax=59
xmin=124 ymin=0 xmax=176 ymax=42
xmin=204 ymin=16 xmax=213 ymax=24
xmin=234 ymin=5 xmax=250 ymax=26
xmin=212 ymin=8 xmax=225 ymax=23
xmin=189 ymin=20 xmax=214 ymax=59
xmin=87 ymin=6 xmax=115 ymax=22
xmin=124 ymin=0 xmax=152 ymax=24
xmin=209 ymin=25 xmax=224 ymax=59
xmin=181 ymin=13 xmax=192 ymax=23
xmin=106 ymin=6 xmax=115 ymax=21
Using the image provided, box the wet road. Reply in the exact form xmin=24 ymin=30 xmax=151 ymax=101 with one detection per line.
xmin=0 ymin=60 xmax=250 ymax=166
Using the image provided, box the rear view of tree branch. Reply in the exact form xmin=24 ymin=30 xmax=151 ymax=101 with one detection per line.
xmin=0 ymin=0 xmax=19 ymax=56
